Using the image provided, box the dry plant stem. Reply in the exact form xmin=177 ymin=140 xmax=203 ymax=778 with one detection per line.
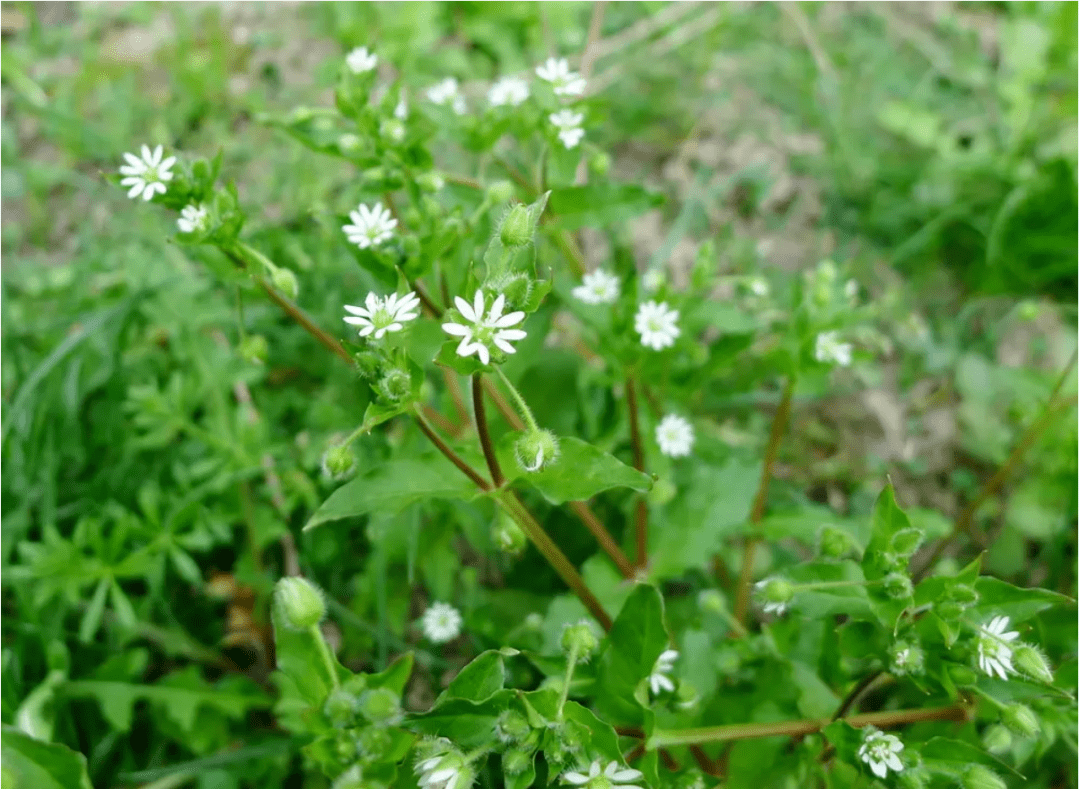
xmin=568 ymin=501 xmax=636 ymax=579
xmin=626 ymin=377 xmax=649 ymax=569
xmin=832 ymin=670 xmax=888 ymax=721
xmin=472 ymin=373 xmax=505 ymax=488
xmin=913 ymin=350 xmax=1077 ymax=582
xmin=412 ymin=410 xmax=492 ymax=491
xmin=733 ymin=376 xmax=796 ymax=624
xmin=648 ymin=704 xmax=969 ymax=749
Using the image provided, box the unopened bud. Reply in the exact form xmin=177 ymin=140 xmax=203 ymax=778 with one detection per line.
xmin=499 ymin=204 xmax=532 ymax=248
xmin=647 ymin=477 xmax=677 ymax=507
xmin=417 ymin=171 xmax=445 ymax=193
xmin=589 ymin=151 xmax=611 ymax=177
xmin=375 ymin=368 xmax=412 ymax=402
xmin=502 ymin=748 xmax=533 ymax=776
xmin=357 ymin=726 xmax=393 ymax=761
xmin=323 ymin=688 xmax=359 ymax=728
xmin=485 ymin=180 xmax=514 ymax=205
xmin=495 ymin=710 xmax=531 ymax=744
xmin=491 ymin=514 xmax=527 ymax=556
xmin=948 ymin=663 xmax=978 ymax=686
xmin=1002 ymin=703 xmax=1039 ymax=738
xmin=896 ymin=768 xmax=930 ymax=789
xmin=697 ymin=589 xmax=726 ymax=615
xmin=359 ymin=687 xmax=402 ymax=726
xmin=380 ymin=118 xmax=405 ymax=143
xmin=486 ymin=270 xmax=533 ymax=310
xmin=1017 ymin=301 xmax=1040 ymax=321
xmin=761 ymin=577 xmax=794 ymax=605
xmin=675 ymin=681 xmax=700 ymax=710
xmin=338 ymin=133 xmax=362 ymax=153
xmin=271 ymin=267 xmax=299 ymax=300
xmin=889 ymin=527 xmax=924 ymax=557
xmin=946 ymin=584 xmax=979 ymax=607
xmin=883 ymin=572 xmax=913 ymax=600
xmin=353 ymin=350 xmax=381 ymax=380
xmin=1013 ymin=645 xmax=1054 ymax=683
xmin=934 ymin=599 xmax=965 ymax=621
xmin=819 ymin=526 xmax=852 ymax=559
xmin=888 ymin=641 xmax=925 ymax=676
xmin=560 ymin=620 xmax=599 ymax=660
xmin=322 ymin=444 xmax=357 ymax=481
xmin=524 ymin=613 xmax=543 ymax=631
xmin=960 ymin=765 xmax=1007 ymax=789
xmin=239 ymin=334 xmax=269 ymax=365
xmin=514 ymin=429 xmax=559 ymax=473
xmin=274 ymin=577 xmax=326 ymax=630
xmin=982 ymin=724 xmax=1012 ymax=754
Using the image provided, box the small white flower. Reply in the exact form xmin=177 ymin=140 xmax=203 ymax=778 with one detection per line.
xmin=655 ymin=414 xmax=694 ymax=458
xmin=558 ymin=127 xmax=585 ymax=149
xmin=648 ymin=649 xmax=678 ymax=695
xmin=889 ymin=641 xmax=925 ymax=676
xmin=976 ymin=615 xmax=1019 ymax=680
xmin=562 ymin=760 xmax=643 ymax=789
xmin=535 ymin=57 xmax=586 ymax=97
xmin=176 ymin=204 xmax=209 ymax=234
xmin=857 ymin=728 xmax=905 ymax=779
xmin=394 ymin=96 xmax=409 ymax=120
xmin=343 ymin=291 xmax=421 ymax=339
xmin=441 ymin=291 xmax=527 ymax=366
xmin=634 ymin=300 xmax=681 ymax=350
xmin=421 ymin=602 xmax=463 ymax=643
xmin=845 ymin=278 xmax=859 ymax=302
xmin=814 ymin=331 xmax=853 ymax=367
xmin=549 ymin=109 xmax=585 ymax=149
xmin=416 ymin=750 xmax=469 ymax=789
xmin=426 ymin=77 xmax=467 ymax=115
xmin=748 ymin=277 xmax=769 ymax=297
xmin=642 ymin=268 xmax=665 ymax=293
xmin=488 ymin=76 xmax=530 ymax=107
xmin=118 ymin=144 xmax=176 ymax=201
xmin=572 ymin=269 xmax=620 ymax=305
xmin=345 ymin=46 xmax=378 ymax=74
xmin=343 ymin=202 xmax=398 ymax=249
xmin=753 ymin=577 xmax=791 ymax=615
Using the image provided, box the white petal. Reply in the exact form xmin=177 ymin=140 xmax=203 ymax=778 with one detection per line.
xmin=611 ymin=768 xmax=643 ymax=781
xmin=489 ymin=293 xmax=506 ymax=322
xmin=126 ymin=182 xmax=144 ymax=198
xmin=493 ymin=337 xmax=517 ymax=354
xmin=472 ymin=290 xmax=485 ymax=322
xmin=442 ymin=322 xmax=471 ymax=337
xmin=493 ymin=310 xmax=525 ymax=328
xmin=885 ymin=753 xmax=903 ymax=770
xmin=562 ymin=773 xmax=590 ymax=785
xmin=454 ymin=296 xmax=476 ymax=323
xmin=476 ymin=344 xmax=490 ymax=365
xmin=870 ymin=760 xmax=887 ymax=778
xmin=495 ymin=329 xmax=527 ymax=341
xmin=343 ymin=317 xmax=373 ymax=326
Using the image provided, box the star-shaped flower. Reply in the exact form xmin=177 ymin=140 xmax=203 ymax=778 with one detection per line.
xmin=648 ymin=649 xmax=679 ymax=695
xmin=421 ymin=602 xmax=463 ymax=643
xmin=857 ymin=728 xmax=905 ymax=779
xmin=655 ymin=414 xmax=694 ymax=457
xmin=343 ymin=203 xmax=397 ymax=249
xmin=976 ymin=615 xmax=1019 ymax=680
xmin=488 ymin=76 xmax=530 ymax=107
xmin=346 ymin=46 xmax=378 ymax=73
xmin=572 ymin=269 xmax=620 ymax=305
xmin=562 ymin=760 xmax=643 ymax=789
xmin=634 ymin=301 xmax=681 ymax=350
xmin=441 ymin=291 xmax=527 ymax=365
xmin=119 ymin=144 xmax=176 ymax=201
xmin=343 ymin=291 xmax=421 ymax=339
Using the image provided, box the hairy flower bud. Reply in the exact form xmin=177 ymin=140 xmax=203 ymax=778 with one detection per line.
xmin=376 ymin=368 xmax=412 ymax=403
xmin=889 ymin=527 xmax=924 ymax=557
xmin=486 ymin=180 xmax=514 ymax=205
xmin=1013 ymin=645 xmax=1054 ymax=683
xmin=274 ymin=576 xmax=326 ymax=630
xmin=331 ymin=765 xmax=366 ymax=789
xmin=485 ymin=270 xmax=534 ymax=310
xmin=323 ymin=688 xmax=359 ymax=728
xmin=888 ymin=641 xmax=925 ymax=676
xmin=896 ymin=768 xmax=930 ymax=789
xmin=358 ymin=725 xmax=394 ymax=761
xmin=947 ymin=584 xmax=979 ymax=607
xmin=353 ymin=350 xmax=381 ymax=381
xmin=502 ymin=747 xmax=533 ymax=776
xmin=1001 ymin=703 xmax=1039 ymax=739
xmin=491 ymin=514 xmax=527 ymax=556
xmin=239 ymin=334 xmax=269 ymax=365
xmin=982 ymin=724 xmax=1012 ymax=754
xmin=499 ymin=204 xmax=532 ymax=248
xmin=271 ymin=267 xmax=299 ymax=300
xmin=322 ymin=444 xmax=357 ymax=481
xmin=359 ymin=687 xmax=402 ymax=726
xmin=933 ymin=599 xmax=965 ymax=621
xmin=960 ymin=765 xmax=1007 ymax=789
xmin=495 ymin=710 xmax=532 ymax=744
xmin=514 ymin=429 xmax=559 ymax=473
xmin=560 ymin=620 xmax=599 ymax=660
xmin=761 ymin=577 xmax=794 ymax=605
xmin=882 ymin=572 xmax=913 ymax=600
xmin=819 ymin=526 xmax=853 ymax=559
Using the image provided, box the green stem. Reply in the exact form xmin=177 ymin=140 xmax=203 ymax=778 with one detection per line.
xmin=495 ymin=367 xmax=540 ymax=432
xmin=309 ymin=624 xmax=341 ymax=690
xmin=557 ymin=643 xmax=581 ymax=720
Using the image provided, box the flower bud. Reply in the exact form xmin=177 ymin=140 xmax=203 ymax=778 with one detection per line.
xmin=322 ymin=444 xmax=357 ymax=481
xmin=883 ymin=572 xmax=913 ymax=600
xmin=524 ymin=612 xmax=543 ymax=631
xmin=675 ymin=681 xmax=700 ymax=710
xmin=1001 ymin=703 xmax=1039 ymax=738
xmin=271 ymin=267 xmax=299 ymax=300
xmin=1017 ymin=301 xmax=1040 ymax=321
xmin=982 ymin=724 xmax=1012 ymax=754
xmin=697 ymin=589 xmax=726 ymax=615
xmin=888 ymin=641 xmax=925 ymax=676
xmin=354 ymin=350 xmax=381 ymax=380
xmin=960 ymin=765 xmax=1007 ymax=789
xmin=761 ymin=577 xmax=794 ymax=605
xmin=491 ymin=514 xmax=527 ymax=556
xmin=934 ymin=599 xmax=965 ymax=621
xmin=323 ymin=688 xmax=359 ymax=727
xmin=1012 ymin=645 xmax=1054 ymax=683
xmin=502 ymin=747 xmax=533 ymax=776
xmin=946 ymin=584 xmax=979 ymax=607
xmin=647 ymin=477 xmax=677 ymax=507
xmin=896 ymin=768 xmax=930 ymax=789
xmin=819 ymin=526 xmax=853 ymax=559
xmin=889 ymin=527 xmax=924 ymax=557
xmin=947 ymin=663 xmax=978 ymax=686
xmin=359 ymin=687 xmax=402 ymax=726
xmin=417 ymin=171 xmax=445 ymax=193
xmin=499 ymin=203 xmax=532 ymax=248
xmin=331 ymin=765 xmax=366 ymax=789
xmin=589 ymin=151 xmax=611 ymax=177
xmin=514 ymin=429 xmax=559 ymax=472
xmin=376 ymin=368 xmax=412 ymax=402
xmin=486 ymin=180 xmax=514 ymax=205
xmin=274 ymin=576 xmax=325 ymax=630
xmin=357 ymin=725 xmax=394 ymax=761
xmin=560 ymin=620 xmax=599 ymax=660
xmin=495 ymin=710 xmax=532 ymax=744
xmin=338 ymin=133 xmax=363 ymax=153
xmin=485 ymin=270 xmax=533 ymax=310
xmin=380 ymin=118 xmax=405 ymax=143
xmin=239 ymin=334 xmax=269 ymax=365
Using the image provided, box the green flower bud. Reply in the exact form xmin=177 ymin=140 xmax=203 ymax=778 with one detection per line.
xmin=946 ymin=584 xmax=979 ymax=607
xmin=647 ymin=476 xmax=677 ymax=507
xmin=1001 ymin=703 xmax=1039 ymax=738
xmin=335 ymin=730 xmax=359 ymax=760
xmin=271 ymin=267 xmax=300 ymax=300
xmin=589 ymin=151 xmax=611 ymax=177
xmin=883 ymin=572 xmax=913 ymax=600
xmin=761 ymin=577 xmax=794 ymax=605
xmin=274 ymin=576 xmax=326 ymax=630
xmin=357 ymin=725 xmax=394 ymax=762
xmin=819 ymin=526 xmax=853 ymax=559
xmin=560 ymin=620 xmax=599 ymax=660
xmin=323 ymin=688 xmax=359 ymax=727
xmin=896 ymin=767 xmax=930 ymax=789
xmin=486 ymin=180 xmax=514 ymax=205
xmin=358 ymin=687 xmax=401 ymax=726
xmin=675 ymin=681 xmax=700 ymax=710
xmin=417 ymin=171 xmax=445 ymax=193
xmin=1013 ymin=645 xmax=1054 ymax=683
xmin=502 ymin=747 xmax=533 ymax=776
xmin=889 ymin=527 xmax=924 ymax=557
xmin=960 ymin=765 xmax=1007 ymax=789
xmin=888 ymin=640 xmax=926 ymax=676
xmin=239 ymin=334 xmax=269 ymax=365
xmin=934 ymin=599 xmax=965 ymax=621
xmin=524 ymin=612 xmax=543 ymax=631
xmin=322 ymin=444 xmax=357 ymax=481
xmin=363 ymin=166 xmax=387 ymax=185
xmin=1017 ymin=301 xmax=1040 ymax=321
xmin=499 ymin=203 xmax=532 ymax=248
xmin=514 ymin=429 xmax=559 ymax=473
xmin=491 ymin=514 xmax=527 ymax=556
xmin=495 ymin=710 xmax=532 ymax=744
xmin=380 ymin=118 xmax=405 ymax=143
xmin=947 ymin=663 xmax=978 ymax=686
xmin=375 ymin=368 xmax=412 ymax=403
xmin=342 ymin=674 xmax=368 ymax=696
xmin=485 ymin=270 xmax=533 ymax=310
xmin=697 ymin=589 xmax=726 ymax=615
xmin=981 ymin=724 xmax=1012 ymax=754
xmin=352 ymin=351 xmax=381 ymax=380
xmin=338 ymin=133 xmax=363 ymax=153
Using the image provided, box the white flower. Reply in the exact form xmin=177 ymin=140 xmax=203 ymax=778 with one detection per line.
xmin=748 ymin=277 xmax=769 ymax=297
xmin=345 ymin=46 xmax=378 ymax=73
xmin=421 ymin=602 xmax=463 ymax=643
xmin=562 ymin=760 xmax=643 ymax=789
xmin=343 ymin=291 xmax=421 ymax=339
xmin=118 ymin=144 xmax=176 ymax=201
xmin=976 ymin=615 xmax=1019 ymax=680
xmin=549 ymin=109 xmax=585 ymax=149
xmin=572 ymin=269 xmax=620 ymax=305
xmin=753 ymin=577 xmax=791 ymax=615
xmin=176 ymin=204 xmax=209 ymax=234
xmin=634 ymin=300 xmax=681 ymax=350
xmin=642 ymin=268 xmax=665 ymax=293
xmin=648 ymin=649 xmax=678 ymax=695
xmin=857 ymin=728 xmax=905 ymax=779
xmin=815 ymin=331 xmax=853 ymax=367
xmin=488 ymin=76 xmax=530 ymax=107
xmin=441 ymin=291 xmax=527 ymax=366
xmin=845 ymin=278 xmax=859 ymax=302
xmin=343 ymin=203 xmax=398 ymax=249
xmin=394 ymin=96 xmax=409 ymax=120
xmin=426 ymin=77 xmax=466 ymax=115
xmin=535 ymin=57 xmax=586 ymax=97
xmin=416 ymin=751 xmax=469 ymax=789
xmin=557 ymin=128 xmax=585 ymax=149
xmin=655 ymin=414 xmax=694 ymax=458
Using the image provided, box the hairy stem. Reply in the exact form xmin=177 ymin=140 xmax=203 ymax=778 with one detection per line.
xmin=309 ymin=624 xmax=341 ymax=691
xmin=626 ymin=377 xmax=649 ymax=569
xmin=472 ymin=373 xmax=505 ymax=487
xmin=733 ymin=376 xmax=796 ymax=624
xmin=568 ymin=502 xmax=636 ymax=579
xmin=412 ymin=409 xmax=491 ymax=491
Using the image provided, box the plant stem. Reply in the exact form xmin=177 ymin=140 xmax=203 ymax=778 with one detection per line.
xmin=412 ymin=409 xmax=492 ymax=491
xmin=494 ymin=367 xmax=540 ymax=432
xmin=472 ymin=374 xmax=505 ymax=487
xmin=309 ymin=624 xmax=341 ymax=691
xmin=626 ymin=376 xmax=649 ymax=570
xmin=557 ymin=643 xmax=580 ymax=720
xmin=259 ymin=278 xmax=354 ymax=365
xmin=648 ymin=704 xmax=969 ymax=749
xmin=733 ymin=375 xmax=796 ymax=625
xmin=568 ymin=501 xmax=636 ymax=579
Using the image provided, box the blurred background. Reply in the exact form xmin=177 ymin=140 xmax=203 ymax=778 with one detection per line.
xmin=2 ymin=2 xmax=1076 ymax=787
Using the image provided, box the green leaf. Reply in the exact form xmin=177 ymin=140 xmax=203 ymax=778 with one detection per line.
xmin=407 ymin=690 xmax=514 ymax=750
xmin=270 ymin=606 xmax=346 ymax=717
xmin=437 ymin=649 xmax=514 ymax=704
xmin=863 ymin=484 xmax=913 ymax=580
xmin=971 ymin=577 xmax=1074 ymax=624
xmin=1 ymin=727 xmax=93 ymax=789
xmin=921 ymin=736 xmax=1024 ymax=778
xmin=13 ymin=670 xmax=65 ymax=742
xmin=498 ymin=435 xmax=652 ymax=504
xmin=547 ymin=184 xmax=664 ymax=231
xmin=595 ymin=585 xmax=669 ymax=723
xmin=304 ymin=455 xmax=479 ymax=531
xmin=78 ymin=577 xmax=109 ymax=643
xmin=367 ymin=653 xmax=414 ymax=696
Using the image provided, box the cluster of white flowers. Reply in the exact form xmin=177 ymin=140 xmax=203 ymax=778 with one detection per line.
xmin=635 ymin=300 xmax=681 ymax=350
xmin=549 ymin=109 xmax=585 ymax=149
xmin=647 ymin=649 xmax=679 ymax=695
xmin=655 ymin=414 xmax=694 ymax=458
xmin=426 ymin=77 xmax=467 ymax=115
xmin=536 ymin=56 xmax=586 ymax=97
xmin=857 ymin=728 xmax=905 ymax=778
xmin=562 ymin=761 xmax=643 ymax=789
xmin=488 ymin=76 xmax=530 ymax=107
xmin=441 ymin=291 xmax=527 ymax=366
xmin=345 ymin=46 xmax=378 ymax=74
xmin=343 ymin=202 xmax=398 ymax=249
xmin=976 ymin=615 xmax=1019 ymax=680
xmin=343 ymin=291 xmax=421 ymax=340
xmin=119 ymin=144 xmax=175 ymax=201
xmin=572 ymin=269 xmax=620 ymax=305
xmin=176 ymin=204 xmax=209 ymax=234
xmin=421 ymin=602 xmax=463 ymax=643
xmin=815 ymin=330 xmax=852 ymax=367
